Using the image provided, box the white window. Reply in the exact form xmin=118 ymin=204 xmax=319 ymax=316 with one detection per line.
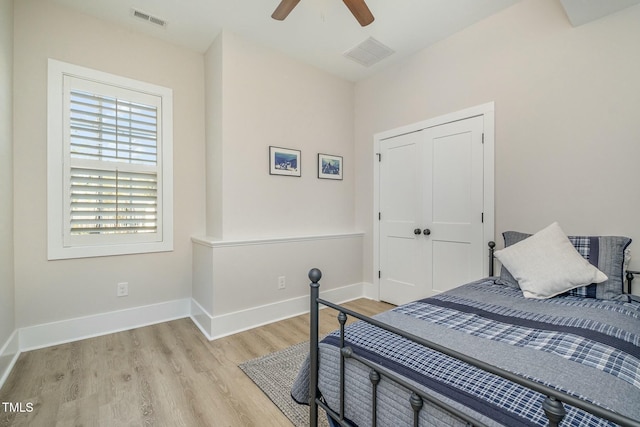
xmin=48 ymin=59 xmax=173 ymax=259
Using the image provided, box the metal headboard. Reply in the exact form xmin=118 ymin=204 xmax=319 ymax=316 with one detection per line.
xmin=627 ymin=270 xmax=639 ymax=294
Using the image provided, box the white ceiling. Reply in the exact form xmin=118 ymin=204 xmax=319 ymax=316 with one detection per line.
xmin=49 ymin=0 xmax=639 ymax=82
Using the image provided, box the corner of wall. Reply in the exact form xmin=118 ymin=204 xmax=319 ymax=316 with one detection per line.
xmin=0 ymin=331 xmax=19 ymax=391
xmin=0 ymin=0 xmax=16 ymax=392
xmin=204 ymin=32 xmax=224 ymax=239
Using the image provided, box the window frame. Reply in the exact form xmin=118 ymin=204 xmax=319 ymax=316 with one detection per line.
xmin=47 ymin=59 xmax=174 ymax=260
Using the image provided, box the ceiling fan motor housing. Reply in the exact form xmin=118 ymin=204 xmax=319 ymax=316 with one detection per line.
xmin=272 ymin=0 xmax=374 ymax=26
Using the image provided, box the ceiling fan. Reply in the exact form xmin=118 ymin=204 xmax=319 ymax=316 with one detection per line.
xmin=271 ymin=0 xmax=375 ymax=27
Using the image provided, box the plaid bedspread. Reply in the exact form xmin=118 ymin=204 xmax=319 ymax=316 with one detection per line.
xmin=292 ymin=279 xmax=640 ymax=426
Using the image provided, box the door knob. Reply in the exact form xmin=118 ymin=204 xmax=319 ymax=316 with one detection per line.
xmin=414 ymin=228 xmax=422 ymax=235
xmin=423 ymin=229 xmax=431 ymax=236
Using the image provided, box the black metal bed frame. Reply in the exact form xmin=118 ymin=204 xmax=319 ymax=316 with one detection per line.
xmin=307 ymin=242 xmax=640 ymax=427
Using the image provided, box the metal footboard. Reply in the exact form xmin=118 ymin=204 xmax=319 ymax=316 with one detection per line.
xmin=307 ymin=242 xmax=640 ymax=427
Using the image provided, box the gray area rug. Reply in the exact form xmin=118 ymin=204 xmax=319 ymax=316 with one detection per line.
xmin=239 ymin=340 xmax=329 ymax=427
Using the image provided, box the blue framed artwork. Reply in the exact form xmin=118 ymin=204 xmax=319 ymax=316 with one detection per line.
xmin=269 ymin=146 xmax=301 ymax=177
xmin=318 ymin=153 xmax=343 ymax=180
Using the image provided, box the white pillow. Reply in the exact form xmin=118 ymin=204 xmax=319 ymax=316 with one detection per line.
xmin=494 ymin=222 xmax=607 ymax=299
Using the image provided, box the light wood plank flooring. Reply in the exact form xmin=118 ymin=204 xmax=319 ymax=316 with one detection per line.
xmin=0 ymin=299 xmax=393 ymax=427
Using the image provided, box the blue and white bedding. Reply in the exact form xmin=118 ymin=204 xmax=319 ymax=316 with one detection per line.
xmin=292 ymin=278 xmax=640 ymax=426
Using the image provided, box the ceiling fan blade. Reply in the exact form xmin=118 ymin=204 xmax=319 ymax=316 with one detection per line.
xmin=343 ymin=0 xmax=375 ymax=26
xmin=272 ymin=0 xmax=302 ymax=21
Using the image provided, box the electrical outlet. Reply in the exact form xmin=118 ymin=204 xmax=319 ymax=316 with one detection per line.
xmin=277 ymin=276 xmax=286 ymax=290
xmin=117 ymin=282 xmax=129 ymax=297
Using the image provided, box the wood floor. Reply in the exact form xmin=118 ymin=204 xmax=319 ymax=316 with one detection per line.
xmin=0 ymin=298 xmax=393 ymax=427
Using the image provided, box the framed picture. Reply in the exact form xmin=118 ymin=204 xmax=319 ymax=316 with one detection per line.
xmin=269 ymin=146 xmax=301 ymax=177
xmin=318 ymin=153 xmax=343 ymax=180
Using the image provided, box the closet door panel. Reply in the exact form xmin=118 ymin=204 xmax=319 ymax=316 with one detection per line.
xmin=379 ymin=131 xmax=427 ymax=305
xmin=426 ymin=116 xmax=485 ymax=294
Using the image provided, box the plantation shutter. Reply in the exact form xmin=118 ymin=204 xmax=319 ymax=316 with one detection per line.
xmin=48 ymin=59 xmax=173 ymax=259
xmin=69 ymin=168 xmax=158 ymax=235
xmin=65 ymin=84 xmax=162 ymax=240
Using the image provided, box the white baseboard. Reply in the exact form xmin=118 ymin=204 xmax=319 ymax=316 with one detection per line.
xmin=192 ymin=282 xmax=366 ymax=341
xmin=3 ymin=281 xmax=368 ymax=387
xmin=361 ymin=281 xmax=378 ymax=300
xmin=190 ymin=298 xmax=214 ymax=340
xmin=19 ymin=298 xmax=191 ymax=352
xmin=0 ymin=329 xmax=20 ymax=390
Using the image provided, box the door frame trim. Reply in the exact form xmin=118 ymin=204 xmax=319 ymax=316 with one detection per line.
xmin=372 ymin=102 xmax=495 ymax=300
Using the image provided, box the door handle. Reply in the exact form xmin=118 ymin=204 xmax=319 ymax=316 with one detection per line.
xmin=414 ymin=228 xmax=422 ymax=235
xmin=423 ymin=229 xmax=431 ymax=236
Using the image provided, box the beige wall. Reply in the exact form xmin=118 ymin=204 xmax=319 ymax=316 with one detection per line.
xmin=0 ymin=0 xmax=15 ymax=346
xmin=193 ymin=31 xmax=361 ymax=334
xmin=355 ymin=0 xmax=640 ymax=286
xmin=206 ymin=31 xmax=356 ymax=240
xmin=13 ymin=0 xmax=206 ymax=327
xmin=204 ymin=35 xmax=224 ymax=239
xmin=11 ymin=0 xmax=639 ymax=335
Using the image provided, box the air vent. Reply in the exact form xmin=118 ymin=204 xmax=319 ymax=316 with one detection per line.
xmin=131 ymin=8 xmax=167 ymax=28
xmin=343 ymin=37 xmax=394 ymax=67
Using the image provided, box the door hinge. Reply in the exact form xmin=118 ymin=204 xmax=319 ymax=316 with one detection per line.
xmin=378 ymin=212 xmax=381 ymax=221
xmin=376 ymin=153 xmax=381 ymax=162
xmin=482 ymin=212 xmax=484 ymax=223
xmin=378 ymin=270 xmax=381 ymax=279
xmin=482 ymin=133 xmax=485 ymax=144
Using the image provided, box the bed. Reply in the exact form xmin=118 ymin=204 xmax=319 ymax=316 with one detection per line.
xmin=292 ymin=223 xmax=640 ymax=427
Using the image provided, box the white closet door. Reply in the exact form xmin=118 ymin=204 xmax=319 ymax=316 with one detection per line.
xmin=378 ymin=115 xmax=485 ymax=305
xmin=426 ymin=116 xmax=485 ymax=294
xmin=379 ymin=131 xmax=428 ymax=305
